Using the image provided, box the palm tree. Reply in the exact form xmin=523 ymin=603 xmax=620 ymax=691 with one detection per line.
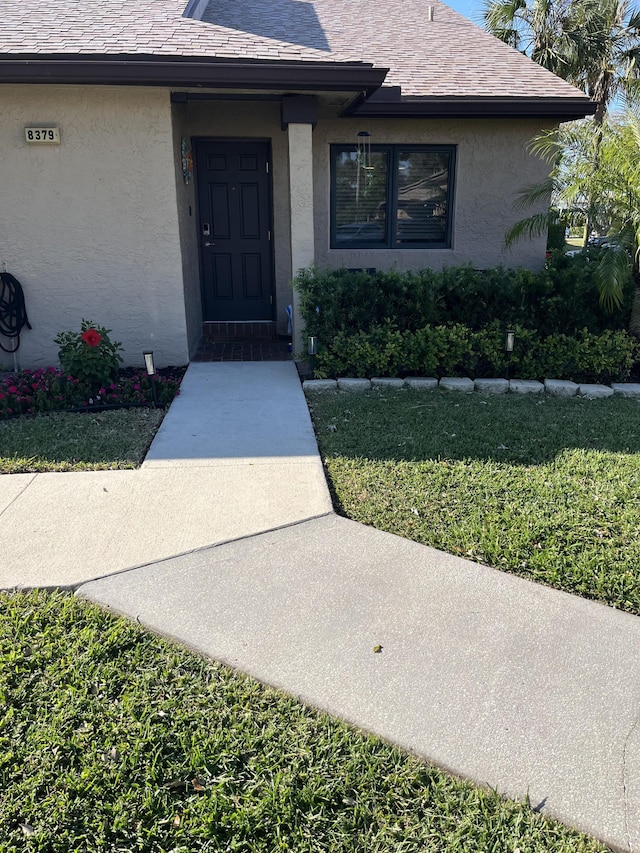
xmin=483 ymin=0 xmax=576 ymax=77
xmin=506 ymin=113 xmax=640 ymax=329
xmin=567 ymin=0 xmax=640 ymax=126
xmin=483 ymin=0 xmax=640 ymax=125
xmin=484 ymin=0 xmax=640 ymax=240
xmin=591 ymin=112 xmax=640 ymax=333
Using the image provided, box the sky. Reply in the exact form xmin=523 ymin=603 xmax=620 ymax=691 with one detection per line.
xmin=444 ymin=0 xmax=486 ymax=26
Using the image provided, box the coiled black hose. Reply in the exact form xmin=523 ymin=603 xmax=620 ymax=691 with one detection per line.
xmin=0 ymin=272 xmax=31 ymax=353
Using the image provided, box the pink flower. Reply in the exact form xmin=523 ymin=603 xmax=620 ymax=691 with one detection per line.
xmin=8 ymin=386 xmax=17 ymax=394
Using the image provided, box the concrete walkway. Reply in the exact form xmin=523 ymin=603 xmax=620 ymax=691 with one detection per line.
xmin=0 ymin=362 xmax=331 ymax=588
xmin=3 ymin=361 xmax=640 ymax=851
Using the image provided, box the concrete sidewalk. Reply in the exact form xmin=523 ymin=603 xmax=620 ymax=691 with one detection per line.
xmin=0 ymin=362 xmax=332 ymax=588
xmin=3 ymin=360 xmax=640 ymax=850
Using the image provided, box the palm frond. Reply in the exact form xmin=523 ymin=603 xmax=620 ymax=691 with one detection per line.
xmin=505 ymin=211 xmax=556 ymax=247
xmin=511 ymin=178 xmax=556 ymax=210
xmin=595 ymin=243 xmax=629 ymax=310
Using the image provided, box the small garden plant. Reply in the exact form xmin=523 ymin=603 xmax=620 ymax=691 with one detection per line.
xmin=54 ymin=319 xmax=123 ymax=389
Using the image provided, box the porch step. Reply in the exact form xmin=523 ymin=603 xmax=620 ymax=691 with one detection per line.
xmin=203 ymin=321 xmax=277 ymax=341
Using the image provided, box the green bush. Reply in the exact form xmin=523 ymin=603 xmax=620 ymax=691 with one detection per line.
xmin=297 ymin=260 xmax=638 ymax=382
xmin=547 ymin=222 xmax=567 ymax=251
xmin=295 ymin=258 xmax=633 ymax=346
xmin=312 ymin=322 xmax=638 ymax=382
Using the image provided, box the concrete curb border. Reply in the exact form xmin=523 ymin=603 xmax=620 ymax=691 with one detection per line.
xmin=303 ymin=377 xmax=640 ymax=399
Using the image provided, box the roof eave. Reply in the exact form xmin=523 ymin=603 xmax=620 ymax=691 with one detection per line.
xmin=0 ymin=55 xmax=388 ymax=95
xmin=345 ymin=96 xmax=597 ymax=121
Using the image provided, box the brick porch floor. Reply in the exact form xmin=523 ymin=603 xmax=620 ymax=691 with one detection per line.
xmin=191 ymin=337 xmax=292 ymax=362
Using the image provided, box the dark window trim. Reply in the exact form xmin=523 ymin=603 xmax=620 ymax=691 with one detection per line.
xmin=330 ymin=143 xmax=456 ymax=250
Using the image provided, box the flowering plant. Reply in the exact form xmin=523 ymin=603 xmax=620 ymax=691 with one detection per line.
xmin=81 ymin=328 xmax=102 ymax=347
xmin=0 ymin=366 xmax=183 ymax=420
xmin=54 ymin=320 xmax=123 ymax=390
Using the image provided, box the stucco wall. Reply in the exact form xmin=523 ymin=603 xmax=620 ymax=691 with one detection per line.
xmin=0 ymin=85 xmax=189 ymax=369
xmin=171 ymin=102 xmax=202 ymax=357
xmin=181 ymin=100 xmax=293 ymax=335
xmin=313 ymin=118 xmax=552 ymax=272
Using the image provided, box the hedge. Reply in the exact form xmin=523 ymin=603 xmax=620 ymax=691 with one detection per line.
xmin=296 ymin=256 xmax=633 ymax=343
xmin=312 ymin=323 xmax=638 ymax=384
xmin=295 ymin=258 xmax=637 ymax=383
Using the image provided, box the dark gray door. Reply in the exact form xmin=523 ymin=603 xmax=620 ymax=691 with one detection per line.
xmin=196 ymin=141 xmax=273 ymax=321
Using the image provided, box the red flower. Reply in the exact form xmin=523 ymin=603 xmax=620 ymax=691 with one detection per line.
xmin=81 ymin=328 xmax=102 ymax=347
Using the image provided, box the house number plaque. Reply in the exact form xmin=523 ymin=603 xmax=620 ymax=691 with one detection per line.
xmin=24 ymin=127 xmax=60 ymax=144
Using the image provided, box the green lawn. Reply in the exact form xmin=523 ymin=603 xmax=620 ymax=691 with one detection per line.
xmin=0 ymin=391 xmax=628 ymax=850
xmin=308 ymin=389 xmax=640 ymax=615
xmin=0 ymin=408 xmax=165 ymax=473
xmin=0 ymin=590 xmax=605 ymax=852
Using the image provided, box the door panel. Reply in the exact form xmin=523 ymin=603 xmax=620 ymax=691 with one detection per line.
xmin=196 ymin=141 xmax=273 ymax=321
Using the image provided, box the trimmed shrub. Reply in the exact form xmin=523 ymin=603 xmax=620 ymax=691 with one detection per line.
xmin=296 ymin=259 xmax=637 ymax=382
xmin=295 ymin=257 xmax=633 ymax=345
xmin=312 ymin=322 xmax=638 ymax=383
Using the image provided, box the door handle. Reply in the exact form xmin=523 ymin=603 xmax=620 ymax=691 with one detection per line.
xmin=204 ymin=241 xmax=215 ymax=247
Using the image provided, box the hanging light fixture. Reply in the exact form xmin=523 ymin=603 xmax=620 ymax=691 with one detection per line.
xmin=355 ymin=130 xmax=372 ymax=205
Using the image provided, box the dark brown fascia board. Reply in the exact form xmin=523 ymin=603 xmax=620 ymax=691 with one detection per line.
xmin=344 ymin=96 xmax=597 ymax=120
xmin=0 ymin=54 xmax=388 ymax=95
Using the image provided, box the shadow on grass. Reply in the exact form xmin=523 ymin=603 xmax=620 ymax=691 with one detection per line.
xmin=308 ymin=390 xmax=640 ymax=466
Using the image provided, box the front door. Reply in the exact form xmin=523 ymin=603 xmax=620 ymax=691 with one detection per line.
xmin=196 ymin=140 xmax=273 ymax=321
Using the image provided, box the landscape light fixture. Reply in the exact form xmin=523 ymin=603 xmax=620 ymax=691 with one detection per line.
xmin=143 ymin=350 xmax=158 ymax=407
xmin=505 ymin=330 xmax=515 ymax=353
xmin=504 ymin=331 xmax=515 ymax=382
xmin=308 ymin=336 xmax=318 ymax=380
xmin=143 ymin=350 xmax=156 ymax=376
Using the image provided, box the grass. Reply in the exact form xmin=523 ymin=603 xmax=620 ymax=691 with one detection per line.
xmin=0 ymin=408 xmax=165 ymax=473
xmin=0 ymin=589 xmax=606 ymax=852
xmin=308 ymin=389 xmax=640 ymax=615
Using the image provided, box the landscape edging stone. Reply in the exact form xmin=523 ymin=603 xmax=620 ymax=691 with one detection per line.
xmin=304 ymin=377 xmax=635 ymax=399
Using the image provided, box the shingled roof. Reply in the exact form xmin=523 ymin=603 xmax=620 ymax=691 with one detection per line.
xmin=0 ymin=0 xmax=594 ymax=115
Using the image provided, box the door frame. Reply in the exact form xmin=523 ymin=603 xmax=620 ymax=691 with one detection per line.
xmin=193 ymin=136 xmax=276 ymax=322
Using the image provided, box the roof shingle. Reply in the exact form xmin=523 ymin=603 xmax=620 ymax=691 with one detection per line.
xmin=0 ymin=0 xmax=590 ymax=102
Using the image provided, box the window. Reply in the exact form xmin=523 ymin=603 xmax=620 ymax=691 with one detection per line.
xmin=330 ymin=144 xmax=455 ymax=249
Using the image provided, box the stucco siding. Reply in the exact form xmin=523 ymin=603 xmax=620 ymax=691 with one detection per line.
xmin=171 ymin=102 xmax=202 ymax=357
xmin=313 ymin=118 xmax=552 ymax=272
xmin=0 ymin=85 xmax=189 ymax=369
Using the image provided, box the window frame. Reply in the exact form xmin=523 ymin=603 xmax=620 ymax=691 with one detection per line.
xmin=330 ymin=143 xmax=456 ymax=250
